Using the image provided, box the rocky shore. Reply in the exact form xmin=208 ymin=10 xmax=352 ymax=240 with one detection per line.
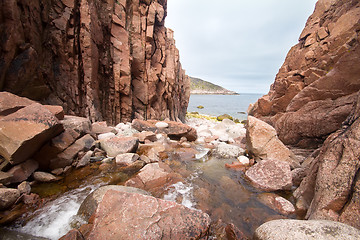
xmin=1 ymin=91 xmax=360 ymax=239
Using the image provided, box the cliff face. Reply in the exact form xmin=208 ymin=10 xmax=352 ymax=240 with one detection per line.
xmin=249 ymin=0 xmax=360 ymax=148
xmin=0 ymin=0 xmax=190 ymax=125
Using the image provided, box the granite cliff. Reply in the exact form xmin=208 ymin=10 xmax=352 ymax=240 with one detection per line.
xmin=0 ymin=0 xmax=190 ymax=125
xmin=250 ymin=0 xmax=360 ymax=230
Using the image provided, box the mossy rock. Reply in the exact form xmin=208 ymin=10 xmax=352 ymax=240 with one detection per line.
xmin=197 ymin=105 xmax=204 ymax=109
xmin=217 ymin=114 xmax=233 ymax=121
xmin=241 ymin=120 xmax=247 ymax=125
xmin=190 ymin=111 xmax=199 ymax=114
xmin=234 ymin=119 xmax=240 ymax=123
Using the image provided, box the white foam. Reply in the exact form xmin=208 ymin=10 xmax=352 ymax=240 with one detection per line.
xmin=164 ymin=181 xmax=195 ymax=209
xmin=16 ymin=185 xmax=99 ymax=240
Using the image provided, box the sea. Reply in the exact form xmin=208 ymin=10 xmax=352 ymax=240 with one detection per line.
xmin=187 ymin=93 xmax=264 ymax=121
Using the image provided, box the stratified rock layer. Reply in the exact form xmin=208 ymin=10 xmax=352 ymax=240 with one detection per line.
xmin=0 ymin=0 xmax=190 ymax=124
xmin=249 ymin=0 xmax=360 ymax=148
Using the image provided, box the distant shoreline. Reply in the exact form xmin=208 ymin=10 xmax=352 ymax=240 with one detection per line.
xmin=190 ymin=92 xmax=240 ymax=95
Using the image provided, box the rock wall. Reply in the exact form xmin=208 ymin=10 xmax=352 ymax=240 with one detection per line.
xmin=249 ymin=0 xmax=360 ymax=148
xmin=0 ymin=0 xmax=190 ymax=125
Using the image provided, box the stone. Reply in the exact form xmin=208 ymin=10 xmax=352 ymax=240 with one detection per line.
xmin=0 ymin=171 xmax=12 ymax=185
xmin=115 ymin=153 xmax=140 ymax=166
xmin=97 ymin=132 xmax=116 ymax=140
xmin=17 ymin=181 xmax=31 ymax=195
xmin=245 ymin=159 xmax=292 ymax=191
xmin=133 ymin=131 xmax=157 ymax=143
xmin=50 ymin=134 xmax=95 ymax=169
xmin=77 ymin=185 xmax=150 ymax=222
xmin=59 ymin=229 xmax=84 ymax=240
xmin=132 ymin=120 xmax=197 ymax=142
xmin=0 ymin=92 xmax=35 ymax=116
xmin=91 ymin=122 xmax=115 ymax=135
xmin=238 ymin=155 xmax=250 ymax=166
xmin=258 ymin=193 xmax=296 ymax=215
xmin=87 ymin=190 xmax=210 ymax=239
xmin=33 ymin=171 xmax=57 ymax=182
xmin=100 ymin=136 xmax=139 ymax=157
xmin=212 ymin=142 xmax=245 ymax=158
xmin=0 ymin=188 xmax=20 ymax=210
xmin=246 ymin=116 xmax=299 ymax=167
xmin=7 ymin=159 xmax=39 ymax=184
xmin=61 ymin=116 xmax=92 ymax=136
xmin=217 ymin=114 xmax=233 ymax=121
xmin=0 ymin=103 xmax=63 ymax=165
xmin=44 ymin=105 xmax=65 ymax=120
xmin=0 ymin=228 xmax=48 ymax=240
xmin=76 ymin=150 xmax=93 ymax=168
xmin=155 ymin=121 xmax=169 ymax=129
xmin=254 ymin=219 xmax=360 ymax=240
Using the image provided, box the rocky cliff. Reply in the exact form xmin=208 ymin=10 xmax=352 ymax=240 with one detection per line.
xmin=249 ymin=0 xmax=360 ymax=229
xmin=0 ymin=0 xmax=190 ymax=125
xmin=249 ymin=0 xmax=360 ymax=148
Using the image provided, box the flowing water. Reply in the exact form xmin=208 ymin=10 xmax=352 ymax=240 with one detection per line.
xmin=11 ymin=143 xmax=296 ymax=239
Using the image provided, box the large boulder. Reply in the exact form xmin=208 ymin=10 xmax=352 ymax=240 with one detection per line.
xmin=246 ymin=116 xmax=299 ymax=168
xmin=254 ymin=219 xmax=360 ymax=240
xmin=7 ymin=159 xmax=39 ymax=184
xmin=245 ymin=159 xmax=293 ymax=191
xmin=77 ymin=185 xmax=150 ymax=222
xmin=100 ymin=136 xmax=139 ymax=157
xmin=87 ymin=190 xmax=211 ymax=239
xmin=132 ymin=119 xmax=197 ymax=141
xmin=0 ymin=103 xmax=64 ymax=165
xmin=0 ymin=92 xmax=35 ymax=116
xmin=294 ymin=91 xmax=360 ymax=229
xmin=60 ymin=116 xmax=92 ymax=136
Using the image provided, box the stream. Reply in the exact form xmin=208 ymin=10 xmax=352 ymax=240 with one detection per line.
xmin=10 ymin=144 xmax=297 ymax=239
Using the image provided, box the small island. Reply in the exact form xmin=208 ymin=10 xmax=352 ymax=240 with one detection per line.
xmin=190 ymin=77 xmax=238 ymax=95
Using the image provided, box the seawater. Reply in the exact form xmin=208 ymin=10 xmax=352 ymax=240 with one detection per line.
xmin=187 ymin=94 xmax=263 ymax=120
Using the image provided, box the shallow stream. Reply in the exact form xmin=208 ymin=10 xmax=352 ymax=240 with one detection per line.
xmin=11 ymin=145 xmax=297 ymax=239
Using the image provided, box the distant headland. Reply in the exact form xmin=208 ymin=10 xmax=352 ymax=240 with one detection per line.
xmin=190 ymin=77 xmax=239 ymax=95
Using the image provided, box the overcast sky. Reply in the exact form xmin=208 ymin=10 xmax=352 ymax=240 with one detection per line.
xmin=165 ymin=0 xmax=318 ymax=94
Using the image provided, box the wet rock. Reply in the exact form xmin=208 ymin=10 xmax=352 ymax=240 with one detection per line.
xmin=61 ymin=116 xmax=92 ymax=136
xmin=254 ymin=219 xmax=360 ymax=240
xmin=0 ymin=103 xmax=63 ymax=165
xmin=115 ymin=153 xmax=140 ymax=166
xmin=0 ymin=188 xmax=20 ymax=210
xmin=17 ymin=181 xmax=31 ymax=195
xmin=125 ymin=162 xmax=183 ymax=196
xmin=0 ymin=92 xmax=35 ymax=116
xmin=77 ymin=185 xmax=150 ymax=222
xmin=246 ymin=116 xmax=299 ymax=168
xmin=132 ymin=119 xmax=197 ymax=141
xmin=76 ymin=150 xmax=94 ymax=168
xmin=50 ymin=134 xmax=95 ymax=169
xmin=87 ymin=190 xmax=211 ymax=239
xmin=33 ymin=171 xmax=57 ymax=182
xmin=225 ymin=223 xmax=248 ymax=240
xmin=59 ymin=229 xmax=85 ymax=240
xmin=258 ymin=193 xmax=295 ymax=215
xmin=212 ymin=142 xmax=245 ymax=158
xmin=100 ymin=136 xmax=139 ymax=157
xmin=245 ymin=159 xmax=292 ymax=191
xmin=7 ymin=159 xmax=39 ymax=184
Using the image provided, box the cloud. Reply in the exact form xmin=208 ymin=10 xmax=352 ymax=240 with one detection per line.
xmin=166 ymin=0 xmax=318 ymax=93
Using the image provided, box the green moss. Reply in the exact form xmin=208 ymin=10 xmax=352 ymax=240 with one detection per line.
xmin=197 ymin=105 xmax=204 ymax=109
xmin=216 ymin=114 xmax=233 ymax=121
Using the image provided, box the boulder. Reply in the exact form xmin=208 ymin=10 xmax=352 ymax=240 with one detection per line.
xmin=133 ymin=131 xmax=157 ymax=143
xmin=59 ymin=229 xmax=84 ymax=240
xmin=100 ymin=136 xmax=139 ymax=157
xmin=77 ymin=185 xmax=150 ymax=222
xmin=115 ymin=153 xmax=140 ymax=166
xmin=212 ymin=142 xmax=245 ymax=158
xmin=91 ymin=122 xmax=115 ymax=135
xmin=246 ymin=116 xmax=299 ymax=168
xmin=76 ymin=150 xmax=93 ymax=168
xmin=125 ymin=162 xmax=183 ymax=196
xmin=44 ymin=105 xmax=65 ymax=120
xmin=0 ymin=103 xmax=63 ymax=165
xmin=97 ymin=132 xmax=115 ymax=140
xmin=87 ymin=190 xmax=211 ymax=239
xmin=61 ymin=116 xmax=92 ymax=136
xmin=217 ymin=114 xmax=233 ymax=121
xmin=0 ymin=228 xmax=48 ymax=240
xmin=132 ymin=119 xmax=197 ymax=141
xmin=254 ymin=219 xmax=360 ymax=240
xmin=7 ymin=159 xmax=39 ymax=184
xmin=33 ymin=171 xmax=57 ymax=182
xmin=50 ymin=134 xmax=95 ymax=169
xmin=0 ymin=92 xmax=35 ymax=116
xmin=0 ymin=171 xmax=12 ymax=185
xmin=0 ymin=188 xmax=20 ymax=210
xmin=17 ymin=181 xmax=31 ymax=195
xmin=245 ymin=159 xmax=292 ymax=191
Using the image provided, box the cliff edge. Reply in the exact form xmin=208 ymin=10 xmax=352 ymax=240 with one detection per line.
xmin=0 ymin=0 xmax=190 ymax=124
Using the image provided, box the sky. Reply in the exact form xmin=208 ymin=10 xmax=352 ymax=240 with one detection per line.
xmin=165 ymin=0 xmax=318 ymax=94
